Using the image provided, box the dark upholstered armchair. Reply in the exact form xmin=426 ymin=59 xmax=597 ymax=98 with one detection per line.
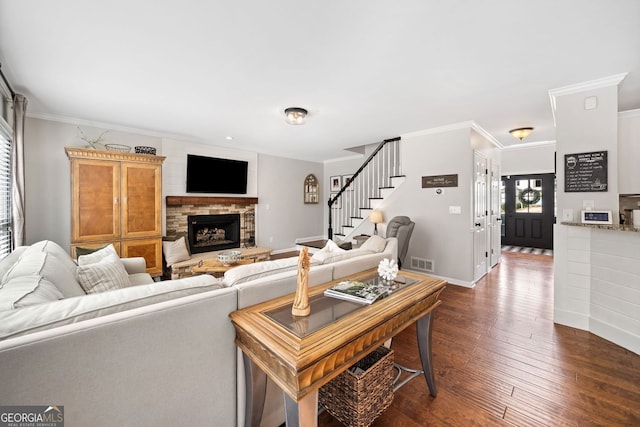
xmin=385 ymin=216 xmax=415 ymax=268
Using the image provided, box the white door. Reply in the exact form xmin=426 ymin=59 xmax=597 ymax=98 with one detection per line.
xmin=473 ymin=152 xmax=488 ymax=281
xmin=490 ymin=161 xmax=501 ymax=267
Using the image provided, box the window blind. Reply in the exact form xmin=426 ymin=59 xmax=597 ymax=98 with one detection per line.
xmin=0 ymin=133 xmax=11 ymax=259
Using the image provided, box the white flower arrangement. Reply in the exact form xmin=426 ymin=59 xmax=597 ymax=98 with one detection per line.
xmin=377 ymin=258 xmax=398 ymax=281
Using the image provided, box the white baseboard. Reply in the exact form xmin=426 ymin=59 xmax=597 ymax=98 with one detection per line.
xmin=553 ymin=309 xmax=589 ymax=331
xmin=401 ymin=268 xmax=475 ymax=288
xmin=271 ymin=247 xmax=298 ymax=255
xmin=590 ymin=318 xmax=640 ymax=356
xmin=294 ymin=235 xmax=325 ymax=244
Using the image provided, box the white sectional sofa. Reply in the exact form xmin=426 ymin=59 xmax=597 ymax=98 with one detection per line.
xmin=0 ymin=237 xmax=397 ymax=427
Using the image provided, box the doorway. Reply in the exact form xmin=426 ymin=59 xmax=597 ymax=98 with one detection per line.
xmin=501 ymin=173 xmax=555 ymax=249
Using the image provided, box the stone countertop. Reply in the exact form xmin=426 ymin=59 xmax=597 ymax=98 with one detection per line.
xmin=560 ymin=221 xmax=640 ymax=232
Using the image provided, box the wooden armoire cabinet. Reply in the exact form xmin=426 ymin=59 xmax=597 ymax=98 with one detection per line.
xmin=65 ymin=147 xmax=166 ymax=276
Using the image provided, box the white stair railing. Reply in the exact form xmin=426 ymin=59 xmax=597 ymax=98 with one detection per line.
xmin=328 ymin=137 xmax=402 ymax=240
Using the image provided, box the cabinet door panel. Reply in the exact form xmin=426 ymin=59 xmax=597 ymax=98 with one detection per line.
xmin=122 ymin=238 xmax=162 ymax=277
xmin=72 ymin=160 xmax=120 ymax=242
xmin=121 ymin=163 xmax=161 ymax=238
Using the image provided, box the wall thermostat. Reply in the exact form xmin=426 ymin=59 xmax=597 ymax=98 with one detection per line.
xmin=581 ymin=210 xmax=612 ymax=224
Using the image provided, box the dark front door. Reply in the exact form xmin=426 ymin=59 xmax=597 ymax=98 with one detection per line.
xmin=501 ymin=173 xmax=555 ymax=249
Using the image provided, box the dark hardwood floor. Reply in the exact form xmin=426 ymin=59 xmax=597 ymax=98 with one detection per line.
xmin=318 ymin=251 xmax=640 ymax=426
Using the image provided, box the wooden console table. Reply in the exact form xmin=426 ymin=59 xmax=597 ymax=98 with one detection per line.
xmin=230 ymin=269 xmax=446 ymax=427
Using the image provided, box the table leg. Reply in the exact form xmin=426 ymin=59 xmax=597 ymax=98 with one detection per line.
xmin=416 ymin=311 xmax=437 ymax=397
xmin=243 ymin=353 xmax=267 ymax=427
xmin=284 ymin=390 xmax=318 ymax=427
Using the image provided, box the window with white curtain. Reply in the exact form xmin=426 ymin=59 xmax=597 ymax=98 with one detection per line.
xmin=0 ymin=77 xmax=13 ymax=259
xmin=0 ymin=131 xmax=11 ymax=258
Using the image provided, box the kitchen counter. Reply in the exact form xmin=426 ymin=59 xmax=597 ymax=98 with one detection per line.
xmin=560 ymin=221 xmax=640 ymax=232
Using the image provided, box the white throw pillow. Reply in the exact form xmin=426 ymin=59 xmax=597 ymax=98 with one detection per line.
xmin=318 ymin=250 xmax=373 ymax=265
xmin=0 ymin=275 xmax=64 ymax=311
xmin=1 ymin=251 xmax=85 ymax=298
xmin=359 ymin=235 xmax=387 ymax=253
xmin=77 ymin=244 xmax=119 ymax=266
xmin=310 ymin=240 xmax=345 ymax=264
xmin=24 ymin=240 xmax=78 ymax=276
xmin=76 ymin=254 xmax=130 ymax=294
xmin=162 ymin=236 xmax=191 ymax=267
xmin=223 ymin=257 xmax=299 ymax=287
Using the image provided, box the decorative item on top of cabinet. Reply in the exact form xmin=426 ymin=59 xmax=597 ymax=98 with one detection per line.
xmin=65 ymin=146 xmax=166 ymax=277
xmin=304 ymin=174 xmax=319 ymax=204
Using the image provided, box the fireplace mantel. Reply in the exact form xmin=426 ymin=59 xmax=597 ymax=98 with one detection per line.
xmin=166 ymin=196 xmax=258 ymax=206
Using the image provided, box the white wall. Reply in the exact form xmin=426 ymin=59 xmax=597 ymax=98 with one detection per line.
xmin=555 ymin=86 xmax=619 ymax=221
xmin=618 ymin=109 xmax=640 ymax=194
xmin=257 ymin=154 xmax=324 ymax=251
xmin=501 ymin=143 xmax=556 ymax=176
xmin=161 ymin=138 xmax=258 ymax=200
xmin=553 ymin=79 xmax=640 ymax=354
xmin=393 ymin=129 xmax=475 ymax=285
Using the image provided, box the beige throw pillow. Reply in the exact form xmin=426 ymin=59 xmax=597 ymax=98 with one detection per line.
xmin=162 ymin=236 xmax=191 ymax=266
xmin=76 ymin=254 xmax=130 ymax=294
xmin=359 ymin=235 xmax=387 ymax=253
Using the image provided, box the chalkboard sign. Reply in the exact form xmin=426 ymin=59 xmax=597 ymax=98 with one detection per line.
xmin=422 ymin=174 xmax=458 ymax=188
xmin=564 ymin=151 xmax=608 ymax=192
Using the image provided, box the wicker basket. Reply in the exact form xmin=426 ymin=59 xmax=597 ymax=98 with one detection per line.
xmin=319 ymin=346 xmax=394 ymax=427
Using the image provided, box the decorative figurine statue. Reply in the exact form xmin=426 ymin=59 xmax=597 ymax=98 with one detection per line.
xmin=292 ymin=246 xmax=311 ymax=317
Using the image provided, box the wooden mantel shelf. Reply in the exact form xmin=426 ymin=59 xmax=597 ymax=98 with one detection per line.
xmin=166 ymin=196 xmax=258 ymax=206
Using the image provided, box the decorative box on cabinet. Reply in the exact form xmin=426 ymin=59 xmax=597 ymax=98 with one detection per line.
xmin=65 ymin=147 xmax=166 ymax=277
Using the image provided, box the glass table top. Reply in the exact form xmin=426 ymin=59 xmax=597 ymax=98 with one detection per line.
xmin=265 ymin=273 xmax=419 ymax=338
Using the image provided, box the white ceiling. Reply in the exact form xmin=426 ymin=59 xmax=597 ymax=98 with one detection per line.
xmin=1 ymin=0 xmax=639 ymax=162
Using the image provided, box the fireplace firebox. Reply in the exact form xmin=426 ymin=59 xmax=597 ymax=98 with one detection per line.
xmin=187 ymin=214 xmax=241 ymax=254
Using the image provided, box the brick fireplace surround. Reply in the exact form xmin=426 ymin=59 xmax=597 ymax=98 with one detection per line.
xmin=165 ymin=196 xmax=257 ymax=247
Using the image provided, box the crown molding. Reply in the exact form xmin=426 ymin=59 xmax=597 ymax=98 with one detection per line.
xmin=470 ymin=122 xmax=503 ymax=149
xmin=401 ymin=120 xmax=503 ymax=149
xmin=27 ymin=111 xmax=198 ymax=142
xmin=619 ymin=108 xmax=640 ymax=119
xmin=501 ymin=140 xmax=556 ymax=151
xmin=548 ymin=72 xmax=629 ymax=126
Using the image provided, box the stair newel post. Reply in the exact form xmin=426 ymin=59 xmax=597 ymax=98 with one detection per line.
xmin=328 ymin=197 xmax=333 ymax=240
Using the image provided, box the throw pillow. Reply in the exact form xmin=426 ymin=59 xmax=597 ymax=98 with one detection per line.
xmin=23 ymin=240 xmax=78 ymax=277
xmin=0 ymin=275 xmax=64 ymax=311
xmin=359 ymin=235 xmax=387 ymax=253
xmin=1 ymin=251 xmax=85 ymax=298
xmin=76 ymin=254 xmax=130 ymax=294
xmin=74 ymin=244 xmax=110 ymax=258
xmin=162 ymin=236 xmax=191 ymax=267
xmin=162 ymin=233 xmax=191 ymax=255
xmin=223 ymin=257 xmax=299 ymax=287
xmin=310 ymin=240 xmax=345 ymax=264
xmin=77 ymin=244 xmax=119 ymax=266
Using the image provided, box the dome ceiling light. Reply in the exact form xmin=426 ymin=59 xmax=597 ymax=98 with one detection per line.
xmin=284 ymin=107 xmax=308 ymax=125
xmin=509 ymin=127 xmax=534 ymax=140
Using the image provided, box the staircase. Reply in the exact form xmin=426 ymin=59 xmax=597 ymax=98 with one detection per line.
xmin=329 ymin=137 xmax=405 ymax=243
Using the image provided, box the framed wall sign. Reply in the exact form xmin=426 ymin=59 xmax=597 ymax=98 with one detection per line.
xmin=564 ymin=151 xmax=608 ymax=192
xmin=422 ymin=174 xmax=458 ymax=188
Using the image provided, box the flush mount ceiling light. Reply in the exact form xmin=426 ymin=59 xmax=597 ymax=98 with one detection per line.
xmin=284 ymin=107 xmax=308 ymax=125
xmin=509 ymin=127 xmax=534 ymax=140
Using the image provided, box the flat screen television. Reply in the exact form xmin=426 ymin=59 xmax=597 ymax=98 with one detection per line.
xmin=186 ymin=154 xmax=248 ymax=194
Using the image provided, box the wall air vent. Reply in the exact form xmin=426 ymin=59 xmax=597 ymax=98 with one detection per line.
xmin=410 ymin=257 xmax=434 ymax=273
